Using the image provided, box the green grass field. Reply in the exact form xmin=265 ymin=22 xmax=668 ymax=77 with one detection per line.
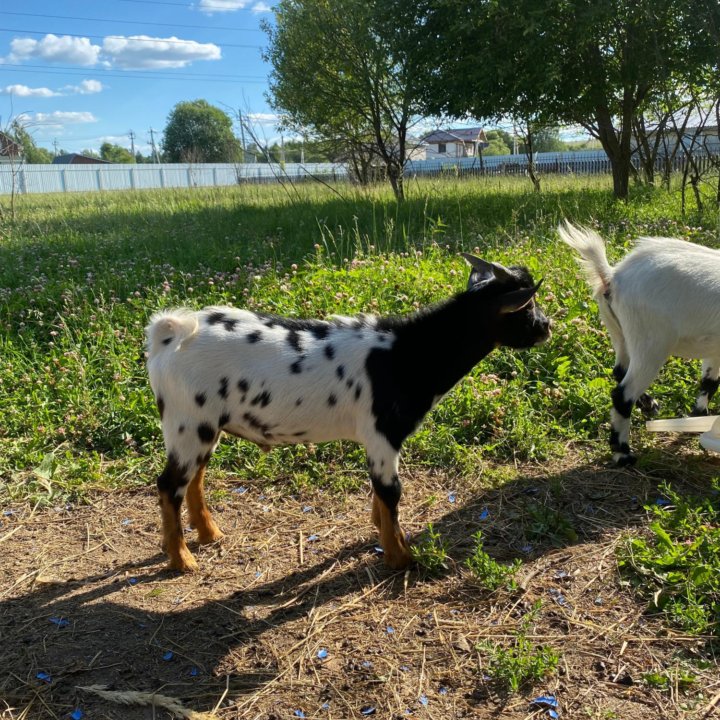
xmin=1 ymin=174 xmax=719 ymax=643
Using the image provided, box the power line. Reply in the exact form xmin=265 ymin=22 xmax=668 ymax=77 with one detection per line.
xmin=0 ymin=62 xmax=267 ymax=83
xmin=0 ymin=64 xmax=266 ymax=85
xmin=0 ymin=10 xmax=263 ymax=33
xmin=0 ymin=26 xmax=262 ymax=49
xmin=114 ymin=0 xmax=268 ymax=10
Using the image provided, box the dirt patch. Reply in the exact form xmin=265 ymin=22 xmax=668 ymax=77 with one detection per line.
xmin=0 ymin=453 xmax=717 ymax=719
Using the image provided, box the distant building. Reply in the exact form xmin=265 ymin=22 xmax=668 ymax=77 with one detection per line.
xmin=421 ymin=128 xmax=489 ymax=160
xmin=0 ymin=131 xmax=22 ymax=163
xmin=52 ymin=153 xmax=112 ymax=165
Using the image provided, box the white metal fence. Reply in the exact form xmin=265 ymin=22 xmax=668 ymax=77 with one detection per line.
xmin=0 ymin=161 xmax=348 ymax=195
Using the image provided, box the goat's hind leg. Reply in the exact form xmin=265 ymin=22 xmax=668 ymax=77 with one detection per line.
xmin=610 ymin=350 xmax=668 ymax=466
xmin=690 ymin=359 xmax=720 ymax=416
xmin=157 ymin=453 xmax=198 ymax=571
xmin=186 ymin=461 xmax=224 ymax=545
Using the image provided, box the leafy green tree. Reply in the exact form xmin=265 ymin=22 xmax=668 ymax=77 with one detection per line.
xmin=100 ymin=142 xmax=135 ymax=164
xmin=401 ymin=0 xmax=719 ymax=199
xmin=163 ymin=100 xmax=241 ymax=163
xmin=484 ymin=130 xmax=512 ymax=156
xmin=264 ymin=0 xmax=424 ymax=199
xmin=8 ymin=122 xmax=53 ymax=163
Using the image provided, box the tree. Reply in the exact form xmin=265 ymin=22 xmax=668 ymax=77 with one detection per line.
xmin=484 ymin=129 xmax=513 ymax=156
xmin=263 ymin=0 xmax=424 ymax=199
xmin=9 ymin=122 xmax=53 ymax=163
xmin=401 ymin=0 xmax=719 ymax=199
xmin=162 ymin=100 xmax=241 ymax=163
xmin=100 ymin=142 xmax=135 ymax=164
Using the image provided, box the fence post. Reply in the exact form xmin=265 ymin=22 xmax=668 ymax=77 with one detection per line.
xmin=129 ymin=167 xmax=136 ymax=190
xmin=97 ymin=168 xmax=103 ymax=191
xmin=60 ymin=169 xmax=67 ymax=193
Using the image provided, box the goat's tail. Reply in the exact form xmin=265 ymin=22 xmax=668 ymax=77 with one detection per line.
xmin=558 ymin=221 xmax=614 ymax=298
xmin=146 ymin=309 xmax=199 ymax=357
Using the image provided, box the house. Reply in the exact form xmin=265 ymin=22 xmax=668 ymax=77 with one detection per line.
xmin=52 ymin=153 xmax=112 ymax=165
xmin=0 ymin=132 xmax=23 ymax=163
xmin=421 ymin=128 xmax=489 ymax=160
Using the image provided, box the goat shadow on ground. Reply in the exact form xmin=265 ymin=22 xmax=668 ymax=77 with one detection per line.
xmin=0 ymin=452 xmax=717 ymax=718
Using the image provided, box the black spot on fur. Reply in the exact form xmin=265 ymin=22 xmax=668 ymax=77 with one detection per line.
xmin=242 ymin=411 xmax=273 ymax=437
xmin=287 ymin=329 xmax=302 ymax=352
xmin=251 ymin=390 xmax=272 ymax=408
xmin=611 ymin=385 xmax=633 ymax=418
xmin=179 ymin=424 xmax=185 ymax=434
xmin=264 ymin=319 xmax=276 ymax=328
xmin=247 ymin=331 xmax=262 ymax=343
xmin=195 ymin=392 xmax=207 ymax=407
xmin=346 ymin=378 xmax=354 ymax=389
xmin=612 ymin=364 xmax=626 ymax=383
xmin=310 ymin=324 xmax=329 ymax=340
xmin=197 ymin=423 xmax=216 ymax=444
xmin=336 ymin=365 xmax=345 ymax=380
xmin=207 ymin=311 xmax=226 ymax=326
xmin=219 ymin=412 xmax=230 ymax=427
xmin=328 ymin=394 xmax=337 ymax=406
xmin=324 ymin=344 xmax=335 ymax=360
xmin=156 ymin=396 xmax=165 ymax=420
xmin=157 ymin=452 xmax=187 ymax=501
xmin=355 ymin=384 xmax=362 ymax=401
xmin=700 ymin=375 xmax=720 ymax=399
xmin=292 ymin=430 xmax=307 ymax=436
xmin=162 ymin=337 xmax=172 ymax=346
xmin=371 ymin=473 xmax=402 ymax=515
xmin=219 ymin=377 xmax=229 ymax=399
xmin=222 ymin=318 xmax=238 ymax=332
xmin=290 ymin=358 xmax=304 ymax=374
xmin=238 ymin=378 xmax=249 ymax=393
xmin=296 ymin=398 xmax=303 ymax=406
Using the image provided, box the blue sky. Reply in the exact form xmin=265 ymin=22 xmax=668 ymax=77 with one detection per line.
xmin=0 ymin=0 xmax=277 ymax=156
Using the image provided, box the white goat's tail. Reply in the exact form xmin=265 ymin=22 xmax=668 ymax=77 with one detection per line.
xmin=558 ymin=221 xmax=614 ymax=298
xmin=146 ymin=309 xmax=199 ymax=357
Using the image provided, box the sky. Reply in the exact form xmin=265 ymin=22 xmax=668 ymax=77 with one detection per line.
xmin=0 ymin=0 xmax=278 ymax=156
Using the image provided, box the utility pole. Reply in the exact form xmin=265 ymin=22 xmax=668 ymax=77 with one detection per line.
xmin=148 ymin=128 xmax=160 ymax=163
xmin=128 ymin=130 xmax=136 ymax=157
xmin=280 ymin=134 xmax=285 ymax=164
xmin=238 ymin=115 xmax=246 ymax=163
xmin=53 ymin=138 xmax=59 ymax=157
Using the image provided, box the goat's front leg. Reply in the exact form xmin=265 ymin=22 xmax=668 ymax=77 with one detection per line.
xmin=186 ymin=463 xmax=224 ymax=545
xmin=366 ymin=440 xmax=412 ymax=570
xmin=691 ymin=359 xmax=720 ymax=416
xmin=610 ymin=352 xmax=667 ymax=466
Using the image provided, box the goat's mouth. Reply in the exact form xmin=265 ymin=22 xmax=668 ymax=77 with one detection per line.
xmin=534 ymin=328 xmax=552 ymax=345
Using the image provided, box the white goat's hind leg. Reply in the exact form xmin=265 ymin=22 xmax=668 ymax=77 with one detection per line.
xmin=186 ymin=463 xmax=224 ymax=545
xmin=610 ymin=350 xmax=668 ymax=466
xmin=364 ymin=436 xmax=412 ymax=570
xmin=690 ymin=359 xmax=720 ymax=416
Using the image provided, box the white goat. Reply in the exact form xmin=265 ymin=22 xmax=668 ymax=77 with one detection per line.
xmin=146 ymin=255 xmax=550 ymax=572
xmin=560 ymin=221 xmax=720 ymax=465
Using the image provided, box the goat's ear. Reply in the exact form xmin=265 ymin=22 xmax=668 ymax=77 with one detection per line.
xmin=461 ymin=253 xmax=495 ymax=288
xmin=498 ymin=280 xmax=543 ymax=314
xmin=490 ymin=261 xmax=514 ymax=283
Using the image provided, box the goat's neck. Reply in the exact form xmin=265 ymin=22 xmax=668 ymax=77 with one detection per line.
xmin=388 ymin=292 xmax=498 ymax=397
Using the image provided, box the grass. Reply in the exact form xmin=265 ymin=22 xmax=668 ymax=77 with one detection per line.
xmin=2 ymin=172 xmax=720 ymax=647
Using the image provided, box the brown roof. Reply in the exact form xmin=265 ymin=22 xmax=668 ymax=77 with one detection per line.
xmin=421 ymin=128 xmax=488 ymax=145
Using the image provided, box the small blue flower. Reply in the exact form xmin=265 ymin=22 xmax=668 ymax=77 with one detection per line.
xmin=36 ymin=672 xmax=51 ymax=683
xmin=294 ymin=710 xmax=306 ymax=718
xmin=521 ymin=544 xmax=533 ymax=554
xmin=121 ymin=518 xmax=132 ymax=526
xmin=530 ymin=695 xmax=559 ymax=709
xmin=128 ymin=577 xmax=138 ymax=585
xmin=548 ymin=711 xmax=559 ymax=719
xmin=361 ymin=660 xmax=373 ymax=669
xmin=419 ymin=694 xmax=428 ymax=706
xmin=374 ymin=546 xmax=384 ymax=554
xmin=307 ymin=534 xmax=319 ymax=542
xmin=655 ymin=497 xmax=671 ymax=507
xmin=321 ymin=703 xmax=330 ymax=710
xmin=189 ymin=667 xmax=199 ymax=677
xmin=448 ymin=493 xmax=456 ymax=504
xmin=479 ymin=508 xmax=489 ymax=521
xmin=360 ymin=706 xmax=376 ymax=716
xmin=162 ymin=651 xmax=174 ymax=661
xmin=317 ymin=648 xmax=328 ymax=660
xmin=49 ymin=617 xmax=69 ymax=627
xmin=302 ymin=505 xmax=313 ymax=513
xmin=439 ymin=686 xmax=448 ymax=695
xmin=385 ymin=625 xmax=394 ymax=634
xmin=232 ymin=486 xmax=248 ymax=495
xmin=70 ymin=710 xmax=84 ymax=720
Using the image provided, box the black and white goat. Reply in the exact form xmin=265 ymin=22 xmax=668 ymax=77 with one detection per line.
xmin=146 ymin=255 xmax=551 ymax=572
xmin=561 ymin=221 xmax=720 ymax=465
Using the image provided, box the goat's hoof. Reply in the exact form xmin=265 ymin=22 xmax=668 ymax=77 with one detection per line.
xmin=197 ymin=528 xmax=224 ymax=545
xmin=167 ymin=550 xmax=199 ymax=572
xmin=637 ymin=396 xmax=660 ymax=418
xmin=690 ymin=407 xmax=709 ymax=417
xmin=613 ymin=452 xmax=637 ymax=468
xmin=384 ymin=548 xmax=413 ymax=571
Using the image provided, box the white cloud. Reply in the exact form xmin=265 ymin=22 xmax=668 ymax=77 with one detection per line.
xmin=62 ymin=79 xmax=104 ymax=94
xmin=31 ymin=111 xmax=98 ymax=129
xmin=102 ymin=35 xmax=221 ymax=69
xmin=198 ymin=0 xmax=246 ymax=13
xmin=251 ymin=2 xmax=272 ymax=13
xmin=7 ymin=34 xmax=101 ymax=66
xmin=0 ymin=84 xmax=60 ymax=97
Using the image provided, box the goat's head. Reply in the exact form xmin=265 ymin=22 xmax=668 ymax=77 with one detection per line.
xmin=462 ymin=253 xmax=551 ymax=349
